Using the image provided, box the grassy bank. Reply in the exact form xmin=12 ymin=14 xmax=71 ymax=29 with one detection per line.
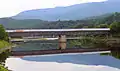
xmin=0 ymin=41 xmax=10 ymax=71
xmin=0 ymin=40 xmax=10 ymax=49
xmin=0 ymin=64 xmax=8 ymax=71
xmin=0 ymin=50 xmax=10 ymax=71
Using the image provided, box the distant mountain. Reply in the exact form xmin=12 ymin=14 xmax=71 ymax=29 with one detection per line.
xmin=12 ymin=0 xmax=120 ymax=21
xmin=1 ymin=12 xmax=120 ymax=29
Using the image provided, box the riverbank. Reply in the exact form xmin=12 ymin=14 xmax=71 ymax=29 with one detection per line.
xmin=0 ymin=50 xmax=11 ymax=71
xmin=69 ymin=37 xmax=120 ymax=48
xmin=0 ymin=40 xmax=11 ymax=71
xmin=0 ymin=40 xmax=10 ymax=49
xmin=0 ymin=64 xmax=8 ymax=71
xmin=0 ymin=40 xmax=11 ymax=54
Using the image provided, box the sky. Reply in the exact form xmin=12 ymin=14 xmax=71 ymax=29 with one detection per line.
xmin=0 ymin=0 xmax=107 ymax=18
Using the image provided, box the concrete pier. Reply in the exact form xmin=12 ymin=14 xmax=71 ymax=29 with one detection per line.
xmin=58 ymin=35 xmax=67 ymax=49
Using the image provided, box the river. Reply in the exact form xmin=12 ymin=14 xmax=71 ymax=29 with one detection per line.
xmin=4 ymin=40 xmax=120 ymax=71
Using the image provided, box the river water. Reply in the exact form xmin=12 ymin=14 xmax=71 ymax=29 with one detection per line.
xmin=5 ymin=40 xmax=120 ymax=71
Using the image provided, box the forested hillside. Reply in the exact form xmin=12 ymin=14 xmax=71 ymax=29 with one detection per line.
xmin=74 ymin=12 xmax=120 ymax=28
xmin=0 ymin=12 xmax=120 ymax=29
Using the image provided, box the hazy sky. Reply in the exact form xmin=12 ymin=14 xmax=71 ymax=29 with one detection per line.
xmin=0 ymin=0 xmax=107 ymax=18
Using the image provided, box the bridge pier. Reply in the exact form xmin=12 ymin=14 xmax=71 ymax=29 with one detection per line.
xmin=58 ymin=35 xmax=67 ymax=49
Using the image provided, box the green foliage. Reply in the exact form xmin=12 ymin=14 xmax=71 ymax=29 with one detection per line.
xmin=79 ymin=37 xmax=94 ymax=47
xmin=96 ymin=24 xmax=109 ymax=28
xmin=110 ymin=22 xmax=120 ymax=33
xmin=69 ymin=40 xmax=82 ymax=47
xmin=0 ymin=24 xmax=8 ymax=41
xmin=0 ymin=64 xmax=8 ymax=71
xmin=0 ymin=50 xmax=10 ymax=64
xmin=92 ymin=38 xmax=108 ymax=48
xmin=100 ymin=53 xmax=110 ymax=56
xmin=69 ymin=37 xmax=108 ymax=48
xmin=110 ymin=49 xmax=120 ymax=60
xmin=0 ymin=50 xmax=10 ymax=71
xmin=0 ymin=40 xmax=10 ymax=49
xmin=0 ymin=25 xmax=10 ymax=71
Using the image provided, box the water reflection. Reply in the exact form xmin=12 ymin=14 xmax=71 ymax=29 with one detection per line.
xmin=12 ymin=40 xmax=75 ymax=51
xmin=9 ymin=40 xmax=120 ymax=70
xmin=5 ymin=50 xmax=120 ymax=71
xmin=20 ymin=51 xmax=120 ymax=69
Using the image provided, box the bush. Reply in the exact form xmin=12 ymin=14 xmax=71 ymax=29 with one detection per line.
xmin=110 ymin=22 xmax=120 ymax=34
xmin=0 ymin=64 xmax=8 ymax=71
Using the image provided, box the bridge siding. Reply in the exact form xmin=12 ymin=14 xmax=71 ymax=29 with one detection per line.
xmin=8 ymin=31 xmax=110 ymax=38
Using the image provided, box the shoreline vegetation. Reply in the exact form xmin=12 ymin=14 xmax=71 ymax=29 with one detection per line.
xmin=0 ymin=64 xmax=8 ymax=71
xmin=0 ymin=25 xmax=10 ymax=71
xmin=0 ymin=50 xmax=10 ymax=71
xmin=69 ymin=37 xmax=120 ymax=48
xmin=0 ymin=40 xmax=11 ymax=50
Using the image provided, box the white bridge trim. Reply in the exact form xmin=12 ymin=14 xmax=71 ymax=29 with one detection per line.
xmin=6 ymin=28 xmax=110 ymax=32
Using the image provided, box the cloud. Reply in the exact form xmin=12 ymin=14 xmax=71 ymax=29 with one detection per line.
xmin=0 ymin=0 xmax=107 ymax=18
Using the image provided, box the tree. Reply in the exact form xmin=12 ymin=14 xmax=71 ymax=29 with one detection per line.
xmin=0 ymin=24 xmax=9 ymax=41
xmin=83 ymin=26 xmax=89 ymax=28
xmin=110 ymin=22 xmax=120 ymax=33
xmin=96 ymin=24 xmax=109 ymax=28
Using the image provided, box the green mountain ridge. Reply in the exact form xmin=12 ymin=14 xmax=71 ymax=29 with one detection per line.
xmin=0 ymin=12 xmax=120 ymax=29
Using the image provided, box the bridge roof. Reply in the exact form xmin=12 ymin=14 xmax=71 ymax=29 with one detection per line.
xmin=6 ymin=28 xmax=110 ymax=32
